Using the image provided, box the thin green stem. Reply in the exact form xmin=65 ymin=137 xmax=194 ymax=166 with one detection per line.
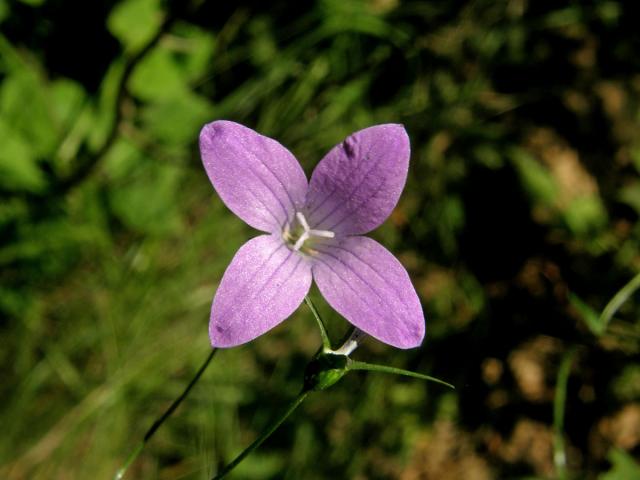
xmin=114 ymin=348 xmax=218 ymax=480
xmin=600 ymin=271 xmax=640 ymax=329
xmin=304 ymin=296 xmax=332 ymax=351
xmin=212 ymin=390 xmax=311 ymax=480
xmin=553 ymin=347 xmax=577 ymax=480
xmin=348 ymin=361 xmax=455 ymax=389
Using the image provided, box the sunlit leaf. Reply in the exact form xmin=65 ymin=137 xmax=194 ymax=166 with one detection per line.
xmin=0 ymin=71 xmax=58 ymax=157
xmin=50 ymin=79 xmax=87 ymax=131
xmin=89 ymin=59 xmax=125 ymax=151
xmin=102 ymin=138 xmax=143 ymax=179
xmin=562 ymin=196 xmax=608 ymax=236
xmin=129 ymin=48 xmax=188 ymax=101
xmin=171 ymin=24 xmax=216 ymax=81
xmin=141 ymin=91 xmax=214 ymax=145
xmin=0 ymin=118 xmax=46 ymax=192
xmin=568 ymin=292 xmax=605 ymax=336
xmin=109 ymin=161 xmax=183 ymax=235
xmin=619 ymin=183 xmax=640 ymax=215
xmin=600 ymin=449 xmax=640 ymax=480
xmin=107 ymin=0 xmax=162 ymax=53
xmin=510 ymin=148 xmax=558 ymax=206
xmin=16 ymin=0 xmax=44 ymax=6
xmin=0 ymin=0 xmax=9 ymax=22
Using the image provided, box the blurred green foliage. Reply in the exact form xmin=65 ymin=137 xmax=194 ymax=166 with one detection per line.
xmin=1 ymin=0 xmax=640 ymax=479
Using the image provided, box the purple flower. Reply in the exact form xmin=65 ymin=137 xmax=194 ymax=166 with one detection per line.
xmin=199 ymin=121 xmax=425 ymax=349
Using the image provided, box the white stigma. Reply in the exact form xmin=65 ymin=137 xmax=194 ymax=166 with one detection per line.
xmin=333 ymin=328 xmax=368 ymax=355
xmin=292 ymin=212 xmax=335 ymax=251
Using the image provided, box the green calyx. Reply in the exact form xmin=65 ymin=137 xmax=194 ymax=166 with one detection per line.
xmin=303 ymin=352 xmax=350 ymax=391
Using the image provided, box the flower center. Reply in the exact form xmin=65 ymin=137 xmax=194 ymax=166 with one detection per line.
xmin=283 ymin=212 xmax=335 ymax=252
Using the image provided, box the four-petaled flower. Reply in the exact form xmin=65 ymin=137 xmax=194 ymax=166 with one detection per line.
xmin=199 ymin=121 xmax=425 ymax=349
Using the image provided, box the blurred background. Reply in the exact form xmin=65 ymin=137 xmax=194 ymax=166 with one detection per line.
xmin=1 ymin=0 xmax=640 ymax=478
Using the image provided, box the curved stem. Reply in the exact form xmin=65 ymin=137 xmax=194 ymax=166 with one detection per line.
xmin=114 ymin=348 xmax=218 ymax=480
xmin=600 ymin=271 xmax=640 ymax=329
xmin=553 ymin=347 xmax=577 ymax=480
xmin=212 ymin=391 xmax=311 ymax=480
xmin=348 ymin=361 xmax=455 ymax=389
xmin=304 ymin=296 xmax=332 ymax=351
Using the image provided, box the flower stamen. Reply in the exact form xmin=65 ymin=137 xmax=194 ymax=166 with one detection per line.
xmin=287 ymin=212 xmax=335 ymax=252
xmin=292 ymin=231 xmax=310 ymax=251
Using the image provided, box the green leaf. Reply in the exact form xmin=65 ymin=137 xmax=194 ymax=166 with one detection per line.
xmin=569 ymin=272 xmax=640 ymax=338
xmin=0 ymin=70 xmax=58 ymax=158
xmin=0 ymin=197 xmax=27 ymax=229
xmin=170 ymin=23 xmax=216 ymax=81
xmin=89 ymin=59 xmax=126 ymax=151
xmin=50 ymin=79 xmax=87 ymax=131
xmin=141 ymin=91 xmax=214 ymax=145
xmin=102 ymin=139 xmax=143 ymax=179
xmin=543 ymin=6 xmax=584 ymax=28
xmin=611 ymin=364 xmax=640 ymax=402
xmin=510 ymin=148 xmax=558 ymax=206
xmin=0 ymin=0 xmax=9 ymax=22
xmin=107 ymin=0 xmax=163 ymax=53
xmin=51 ymin=83 xmax=94 ymax=175
xmin=562 ymin=195 xmax=608 ymax=236
xmin=600 ymin=449 xmax=640 ymax=480
xmin=474 ymin=144 xmax=504 ymax=169
xmin=600 ymin=272 xmax=640 ymax=328
xmin=0 ymin=117 xmax=46 ymax=192
xmin=596 ymin=2 xmax=621 ymax=25
xmin=619 ymin=183 xmax=640 ymax=215
xmin=631 ymin=146 xmax=640 ymax=173
xmin=109 ymin=161 xmax=183 ymax=235
xmin=553 ymin=348 xmax=577 ymax=480
xmin=348 ymin=361 xmax=455 ymax=389
xmin=17 ymin=0 xmax=44 ymax=6
xmin=0 ymin=217 xmax=100 ymax=270
xmin=568 ymin=292 xmax=605 ymax=336
xmin=129 ymin=48 xmax=189 ymax=102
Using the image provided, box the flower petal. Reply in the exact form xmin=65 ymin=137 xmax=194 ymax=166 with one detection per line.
xmin=210 ymin=234 xmax=312 ymax=347
xmin=312 ymin=236 xmax=424 ymax=349
xmin=305 ymin=124 xmax=410 ymax=235
xmin=200 ymin=121 xmax=308 ymax=232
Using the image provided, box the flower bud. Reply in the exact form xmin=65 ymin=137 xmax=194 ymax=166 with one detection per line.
xmin=303 ymin=353 xmax=349 ymax=391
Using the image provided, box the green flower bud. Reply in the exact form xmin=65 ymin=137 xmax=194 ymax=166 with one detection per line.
xmin=303 ymin=353 xmax=350 ymax=391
